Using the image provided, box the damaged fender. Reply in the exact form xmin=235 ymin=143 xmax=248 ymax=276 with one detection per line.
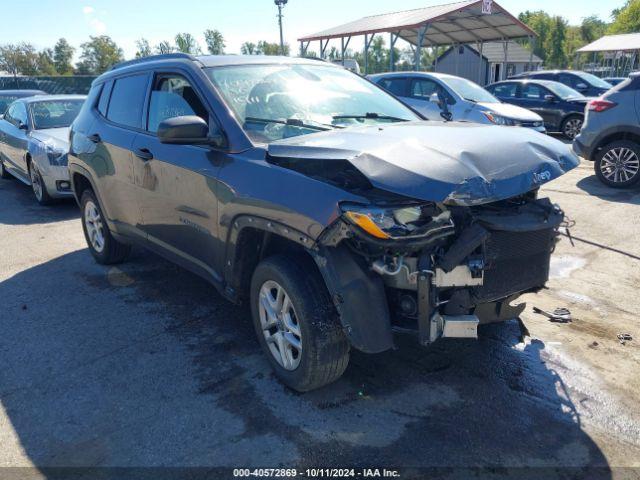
xmin=311 ymin=244 xmax=394 ymax=354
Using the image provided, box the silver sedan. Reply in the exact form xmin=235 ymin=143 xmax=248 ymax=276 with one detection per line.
xmin=0 ymin=95 xmax=86 ymax=205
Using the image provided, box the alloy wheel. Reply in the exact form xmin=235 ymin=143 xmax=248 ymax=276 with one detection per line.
xmin=258 ymin=280 xmax=302 ymax=371
xmin=30 ymin=165 xmax=43 ymax=201
xmin=563 ymin=118 xmax=583 ymax=139
xmin=600 ymin=147 xmax=640 ymax=184
xmin=84 ymin=200 xmax=106 ymax=253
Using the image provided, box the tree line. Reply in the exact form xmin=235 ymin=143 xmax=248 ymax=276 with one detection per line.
xmin=1 ymin=0 xmax=639 ymax=77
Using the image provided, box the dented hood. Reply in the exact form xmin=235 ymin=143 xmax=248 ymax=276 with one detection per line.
xmin=268 ymin=121 xmax=579 ymax=205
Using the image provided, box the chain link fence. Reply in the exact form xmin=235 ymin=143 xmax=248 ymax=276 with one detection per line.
xmin=0 ymin=76 xmax=97 ymax=94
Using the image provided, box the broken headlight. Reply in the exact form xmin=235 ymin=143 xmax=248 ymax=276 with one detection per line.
xmin=342 ymin=204 xmax=452 ymax=240
xmin=46 ymin=146 xmax=68 ymax=166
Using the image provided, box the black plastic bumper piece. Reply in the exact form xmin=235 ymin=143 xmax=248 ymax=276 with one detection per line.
xmin=312 ymin=245 xmax=394 ymax=354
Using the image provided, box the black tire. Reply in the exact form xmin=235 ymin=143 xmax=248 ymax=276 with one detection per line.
xmin=0 ymin=158 xmax=11 ymax=179
xmin=595 ymin=140 xmax=640 ymax=189
xmin=250 ymin=254 xmax=350 ymax=392
xmin=29 ymin=162 xmax=54 ymax=206
xmin=561 ymin=115 xmax=583 ymax=140
xmin=80 ymin=189 xmax=131 ymax=265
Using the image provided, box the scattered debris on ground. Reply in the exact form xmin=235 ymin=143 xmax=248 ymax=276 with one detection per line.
xmin=532 ymin=306 xmax=572 ymax=323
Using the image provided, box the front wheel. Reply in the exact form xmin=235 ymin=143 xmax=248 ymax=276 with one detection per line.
xmin=80 ymin=190 xmax=131 ymax=264
xmin=250 ymin=255 xmax=350 ymax=392
xmin=29 ymin=162 xmax=53 ymax=206
xmin=561 ymin=115 xmax=583 ymax=140
xmin=595 ymin=140 xmax=640 ymax=188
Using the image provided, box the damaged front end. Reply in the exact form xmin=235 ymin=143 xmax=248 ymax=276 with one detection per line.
xmin=314 ymin=191 xmax=564 ymax=352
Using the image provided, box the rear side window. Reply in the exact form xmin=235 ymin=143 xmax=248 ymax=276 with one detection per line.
xmin=378 ymin=78 xmax=407 ymax=97
xmin=147 ymin=74 xmax=208 ymax=133
xmin=107 ymin=74 xmax=149 ymax=129
xmin=97 ymin=81 xmax=112 ymax=117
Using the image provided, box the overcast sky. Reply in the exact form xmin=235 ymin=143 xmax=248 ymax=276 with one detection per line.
xmin=0 ymin=0 xmax=623 ymax=58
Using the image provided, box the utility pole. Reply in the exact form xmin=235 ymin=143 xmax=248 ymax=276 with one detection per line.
xmin=274 ymin=0 xmax=288 ymax=55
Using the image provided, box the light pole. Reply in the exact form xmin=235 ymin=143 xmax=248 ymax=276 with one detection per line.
xmin=274 ymin=0 xmax=288 ymax=55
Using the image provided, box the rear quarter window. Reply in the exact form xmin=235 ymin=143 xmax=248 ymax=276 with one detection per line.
xmin=106 ymin=74 xmax=149 ymax=129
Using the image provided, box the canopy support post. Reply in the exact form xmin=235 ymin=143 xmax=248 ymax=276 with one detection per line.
xmin=390 ymin=32 xmax=400 ymax=72
xmin=415 ymin=24 xmax=429 ymax=71
xmin=478 ymin=41 xmax=484 ymax=85
xmin=364 ymin=33 xmax=375 ymax=74
xmin=502 ymin=39 xmax=508 ymax=80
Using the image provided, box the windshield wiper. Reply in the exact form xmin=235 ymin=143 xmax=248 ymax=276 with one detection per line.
xmin=332 ymin=112 xmax=408 ymax=122
xmin=463 ymin=98 xmax=478 ymax=103
xmin=244 ymin=116 xmax=336 ymax=131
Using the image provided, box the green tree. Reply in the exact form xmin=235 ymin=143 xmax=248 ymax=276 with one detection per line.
xmin=37 ymin=48 xmax=57 ymax=75
xmin=53 ymin=38 xmax=75 ymax=75
xmin=76 ymin=35 xmax=124 ymax=74
xmin=581 ymin=15 xmax=608 ymax=43
xmin=256 ymin=40 xmax=289 ymax=56
xmin=0 ymin=43 xmax=43 ymax=76
xmin=204 ymin=29 xmax=225 ymax=55
xmin=135 ymin=38 xmax=152 ymax=58
xmin=609 ymin=0 xmax=640 ymax=33
xmin=546 ymin=16 xmax=568 ymax=68
xmin=175 ymin=33 xmax=201 ymax=54
xmin=241 ymin=42 xmax=257 ymax=55
xmin=155 ymin=41 xmax=175 ymax=55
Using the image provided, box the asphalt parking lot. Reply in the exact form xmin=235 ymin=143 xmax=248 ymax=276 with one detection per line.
xmin=1 ymin=147 xmax=639 ymax=477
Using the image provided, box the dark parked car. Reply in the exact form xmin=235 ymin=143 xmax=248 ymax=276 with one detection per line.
xmin=603 ymin=77 xmax=627 ymax=87
xmin=511 ymin=70 xmax=612 ymax=97
xmin=68 ymin=54 xmax=578 ymax=391
xmin=574 ymin=73 xmax=640 ymax=188
xmin=0 ymin=95 xmax=86 ymax=204
xmin=487 ymin=79 xmax=591 ymax=139
xmin=0 ymin=89 xmax=46 ymax=114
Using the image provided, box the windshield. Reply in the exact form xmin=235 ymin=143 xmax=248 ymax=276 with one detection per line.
xmin=574 ymin=71 xmax=612 ymax=89
xmin=443 ymin=77 xmax=498 ymax=103
xmin=545 ymin=82 xmax=584 ymax=99
xmin=30 ymin=100 xmax=84 ymax=130
xmin=206 ymin=64 xmax=419 ymax=143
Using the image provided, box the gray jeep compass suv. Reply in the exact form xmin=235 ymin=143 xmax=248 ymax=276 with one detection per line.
xmin=68 ymin=54 xmax=579 ymax=391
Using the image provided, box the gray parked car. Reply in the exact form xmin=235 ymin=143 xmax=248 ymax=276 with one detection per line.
xmin=69 ymin=54 xmax=578 ymax=391
xmin=369 ymin=72 xmax=546 ymax=133
xmin=574 ymin=73 xmax=640 ymax=188
xmin=0 ymin=89 xmax=46 ymax=114
xmin=0 ymin=95 xmax=86 ymax=204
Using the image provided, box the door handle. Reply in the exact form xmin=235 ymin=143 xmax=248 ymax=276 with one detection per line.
xmin=88 ymin=133 xmax=101 ymax=143
xmin=134 ymin=148 xmax=153 ymax=161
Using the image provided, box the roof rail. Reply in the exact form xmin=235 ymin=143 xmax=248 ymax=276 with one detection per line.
xmin=110 ymin=53 xmax=196 ymax=71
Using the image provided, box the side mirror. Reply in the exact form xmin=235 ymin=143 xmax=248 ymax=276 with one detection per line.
xmin=429 ymin=92 xmax=442 ymax=107
xmin=544 ymin=95 xmax=557 ymax=103
xmin=158 ymin=116 xmax=211 ymax=145
xmin=18 ymin=122 xmax=28 ymax=131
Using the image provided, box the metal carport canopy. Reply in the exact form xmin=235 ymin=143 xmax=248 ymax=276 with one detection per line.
xmin=298 ymin=0 xmax=537 ymax=47
xmin=577 ymin=33 xmax=640 ymax=53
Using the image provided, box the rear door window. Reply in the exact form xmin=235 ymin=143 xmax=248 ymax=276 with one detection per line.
xmin=107 ymin=74 xmax=150 ymax=129
xmin=492 ymin=83 xmax=518 ymax=98
xmin=378 ymin=78 xmax=408 ymax=97
xmin=147 ymin=74 xmax=209 ymax=133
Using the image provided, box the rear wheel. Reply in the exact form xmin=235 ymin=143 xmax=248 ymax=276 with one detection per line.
xmin=595 ymin=140 xmax=640 ymax=188
xmin=250 ymin=255 xmax=350 ymax=392
xmin=29 ymin=162 xmax=53 ymax=206
xmin=81 ymin=190 xmax=131 ymax=264
xmin=561 ymin=115 xmax=583 ymax=140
